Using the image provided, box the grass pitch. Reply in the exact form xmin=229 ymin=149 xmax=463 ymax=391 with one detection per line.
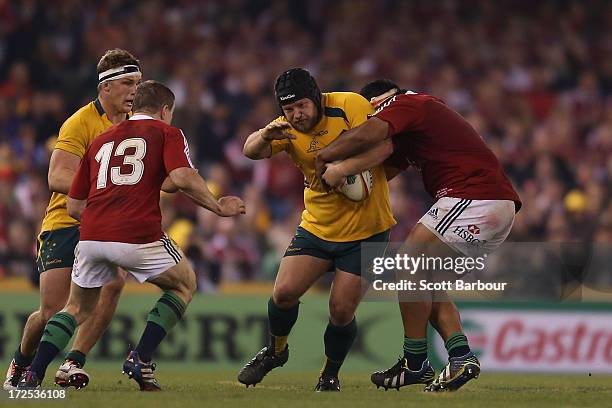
xmin=5 ymin=367 xmax=611 ymax=408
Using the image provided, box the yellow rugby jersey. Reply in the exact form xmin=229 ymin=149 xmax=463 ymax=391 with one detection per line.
xmin=41 ymin=99 xmax=117 ymax=232
xmin=270 ymin=92 xmax=396 ymax=242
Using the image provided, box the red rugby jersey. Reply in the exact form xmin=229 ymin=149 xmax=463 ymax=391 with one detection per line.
xmin=376 ymin=92 xmax=521 ymax=209
xmin=69 ymin=115 xmax=194 ymax=243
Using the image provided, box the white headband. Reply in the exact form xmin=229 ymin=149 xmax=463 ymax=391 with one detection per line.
xmin=370 ymin=88 xmax=398 ymax=108
xmin=98 ymin=65 xmax=141 ymax=84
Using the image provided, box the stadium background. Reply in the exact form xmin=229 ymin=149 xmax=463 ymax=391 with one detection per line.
xmin=0 ymin=0 xmax=611 ymax=375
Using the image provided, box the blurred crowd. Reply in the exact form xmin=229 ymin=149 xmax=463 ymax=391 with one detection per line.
xmin=0 ymin=0 xmax=610 ymax=290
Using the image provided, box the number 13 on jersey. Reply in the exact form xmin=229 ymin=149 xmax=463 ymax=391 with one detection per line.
xmin=95 ymin=137 xmax=146 ymax=189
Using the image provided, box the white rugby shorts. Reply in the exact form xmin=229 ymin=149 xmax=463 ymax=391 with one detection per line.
xmin=419 ymin=197 xmax=516 ymax=257
xmin=71 ymin=234 xmax=182 ymax=288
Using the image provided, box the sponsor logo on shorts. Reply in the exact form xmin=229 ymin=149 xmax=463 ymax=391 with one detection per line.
xmin=427 ymin=208 xmax=439 ymax=220
xmin=468 ymin=224 xmax=480 ymax=235
xmin=452 ymin=226 xmax=486 ymax=245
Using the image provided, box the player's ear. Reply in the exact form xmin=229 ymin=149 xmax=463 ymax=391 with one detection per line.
xmin=160 ymin=104 xmax=171 ymax=123
xmin=101 ymin=81 xmax=111 ymax=95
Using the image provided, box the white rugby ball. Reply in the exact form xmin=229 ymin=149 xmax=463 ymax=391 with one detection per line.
xmin=339 ymin=170 xmax=373 ymax=202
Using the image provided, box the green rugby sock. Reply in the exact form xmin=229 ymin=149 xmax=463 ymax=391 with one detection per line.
xmin=268 ymin=298 xmax=299 ymax=355
xmin=445 ymin=332 xmax=471 ymax=358
xmin=135 ymin=291 xmax=186 ymax=362
xmin=403 ymin=337 xmax=428 ymax=371
xmin=64 ymin=350 xmax=87 ymax=368
xmin=30 ymin=312 xmax=77 ymax=378
xmin=321 ymin=319 xmax=357 ymax=377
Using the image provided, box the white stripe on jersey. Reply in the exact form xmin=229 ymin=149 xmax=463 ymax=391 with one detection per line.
xmin=179 ymin=129 xmax=195 ymax=168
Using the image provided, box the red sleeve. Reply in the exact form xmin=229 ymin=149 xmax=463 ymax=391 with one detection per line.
xmin=371 ymin=94 xmax=426 ymax=137
xmin=69 ymin=154 xmax=91 ymax=200
xmin=163 ymin=127 xmax=195 ymax=173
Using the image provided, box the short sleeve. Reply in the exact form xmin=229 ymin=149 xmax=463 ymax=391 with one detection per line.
xmin=343 ymin=92 xmax=374 ymax=129
xmin=163 ymin=128 xmax=195 ymax=173
xmin=55 ymin=116 xmax=88 ymax=158
xmin=372 ymin=95 xmax=425 ymax=137
xmin=269 ymin=117 xmax=292 ymax=155
xmin=68 ymin=154 xmax=91 ymax=200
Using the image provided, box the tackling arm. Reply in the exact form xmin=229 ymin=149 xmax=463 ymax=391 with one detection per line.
xmin=322 ymin=138 xmax=394 ymax=189
xmin=317 ymin=117 xmax=390 ymax=163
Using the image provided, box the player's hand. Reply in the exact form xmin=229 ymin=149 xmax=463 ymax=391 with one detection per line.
xmin=217 ymin=196 xmax=246 ymax=216
xmin=261 ymin=121 xmax=296 ymax=142
xmin=322 ymin=162 xmax=347 ymax=190
xmin=314 ymin=154 xmax=327 ymax=181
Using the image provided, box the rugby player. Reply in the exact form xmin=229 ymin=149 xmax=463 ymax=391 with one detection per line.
xmin=317 ymin=79 xmax=521 ymax=391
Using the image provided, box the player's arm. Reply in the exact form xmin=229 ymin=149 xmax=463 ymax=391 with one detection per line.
xmin=161 ymin=176 xmax=178 ymax=193
xmin=322 ymin=138 xmax=394 ymax=188
xmin=66 ymin=197 xmax=86 ymax=221
xmin=165 ymin=128 xmax=245 ymax=216
xmin=319 ymin=117 xmax=389 ymax=163
xmin=66 ymin=154 xmax=91 ymax=220
xmin=169 ymin=167 xmax=245 ymax=216
xmin=243 ymin=121 xmax=295 ymax=160
xmin=315 ymin=117 xmax=390 ymax=181
xmin=48 ymin=149 xmax=82 ymax=194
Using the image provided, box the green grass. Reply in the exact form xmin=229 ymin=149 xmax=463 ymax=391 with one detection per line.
xmin=6 ymin=369 xmax=612 ymax=408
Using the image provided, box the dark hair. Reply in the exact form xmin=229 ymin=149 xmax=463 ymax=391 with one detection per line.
xmin=359 ymin=79 xmax=401 ymax=101
xmin=96 ymin=48 xmax=141 ymax=75
xmin=274 ymin=68 xmax=322 ymax=116
xmin=133 ymin=80 xmax=175 ymax=113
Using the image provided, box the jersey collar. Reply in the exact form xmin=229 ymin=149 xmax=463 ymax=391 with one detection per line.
xmin=129 ymin=114 xmax=155 ymax=121
xmin=94 ymin=98 xmax=130 ymax=120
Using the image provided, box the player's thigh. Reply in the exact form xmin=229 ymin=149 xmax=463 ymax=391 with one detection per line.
xmin=64 ymin=281 xmax=102 ymax=324
xmin=38 ymin=267 xmax=72 ymax=320
xmin=36 ymin=226 xmax=80 ymax=319
xmin=147 ymin=258 xmax=196 ymax=294
xmin=328 ymin=269 xmax=367 ymax=325
xmin=99 ymin=267 xmax=128 ymax=301
xmin=417 ymin=198 xmax=515 ymax=256
xmin=273 ymin=255 xmax=332 ymax=305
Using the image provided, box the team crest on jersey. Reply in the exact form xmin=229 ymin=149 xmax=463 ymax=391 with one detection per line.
xmin=306 ymin=138 xmax=321 ymax=153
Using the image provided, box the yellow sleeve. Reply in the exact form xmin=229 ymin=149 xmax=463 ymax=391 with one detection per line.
xmin=344 ymin=92 xmax=375 ymax=129
xmin=54 ymin=115 xmax=88 ymax=158
xmin=269 ymin=116 xmax=292 ymax=155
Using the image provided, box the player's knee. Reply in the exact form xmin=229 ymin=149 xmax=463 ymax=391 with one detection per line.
xmin=41 ymin=304 xmax=64 ymax=322
xmin=272 ymin=285 xmax=300 ymax=308
xmin=329 ymin=300 xmax=357 ymax=326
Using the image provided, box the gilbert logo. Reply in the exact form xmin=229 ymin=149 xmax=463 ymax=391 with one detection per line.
xmin=280 ymin=94 xmax=295 ymax=101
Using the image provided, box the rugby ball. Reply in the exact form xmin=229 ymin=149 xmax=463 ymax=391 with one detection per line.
xmin=339 ymin=170 xmax=373 ymax=202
